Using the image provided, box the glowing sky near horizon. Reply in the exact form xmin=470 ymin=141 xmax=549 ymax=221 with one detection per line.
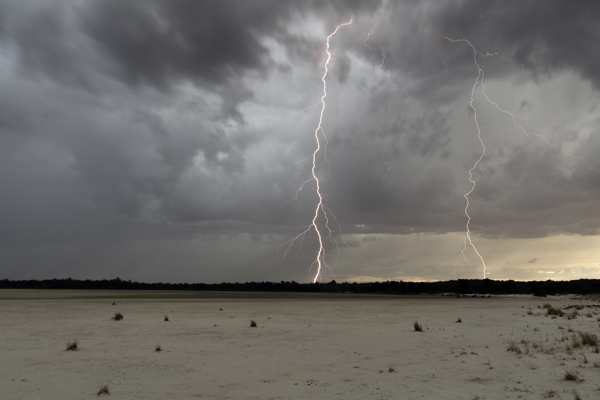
xmin=0 ymin=0 xmax=599 ymax=283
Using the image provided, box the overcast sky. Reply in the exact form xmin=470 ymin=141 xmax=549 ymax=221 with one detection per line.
xmin=1 ymin=0 xmax=599 ymax=283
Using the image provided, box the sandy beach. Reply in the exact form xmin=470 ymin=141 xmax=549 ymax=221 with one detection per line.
xmin=1 ymin=290 xmax=599 ymax=399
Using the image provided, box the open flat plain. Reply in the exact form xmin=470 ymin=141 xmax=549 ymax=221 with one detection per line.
xmin=1 ymin=290 xmax=599 ymax=399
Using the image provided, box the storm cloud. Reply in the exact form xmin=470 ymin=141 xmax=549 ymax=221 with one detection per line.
xmin=0 ymin=0 xmax=599 ymax=282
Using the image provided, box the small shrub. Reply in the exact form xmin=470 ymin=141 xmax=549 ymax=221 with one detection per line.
xmin=250 ymin=320 xmax=257 ymax=327
xmin=66 ymin=339 xmax=78 ymax=351
xmin=543 ymin=389 xmax=558 ymax=398
xmin=155 ymin=344 xmax=162 ymax=352
xmin=97 ymin=384 xmax=109 ymax=396
xmin=112 ymin=312 xmax=123 ymax=321
xmin=164 ymin=315 xmax=169 ymax=322
xmin=542 ymin=303 xmax=552 ymax=309
xmin=578 ymin=331 xmax=598 ymax=346
xmin=507 ymin=340 xmax=521 ymax=354
xmin=388 ymin=366 xmax=395 ymax=372
xmin=546 ymin=307 xmax=564 ymax=317
xmin=567 ymin=311 xmax=579 ymax=320
xmin=413 ymin=321 xmax=423 ymax=332
xmin=564 ymin=368 xmax=581 ymax=382
xmin=456 ymin=317 xmax=462 ymax=323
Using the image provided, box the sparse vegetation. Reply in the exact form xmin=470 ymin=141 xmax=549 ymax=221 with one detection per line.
xmin=456 ymin=317 xmax=462 ymax=323
xmin=524 ymin=361 xmax=538 ymax=370
xmin=546 ymin=306 xmax=565 ymax=317
xmin=164 ymin=315 xmax=169 ymax=322
xmin=250 ymin=320 xmax=257 ymax=327
xmin=578 ymin=331 xmax=598 ymax=346
xmin=155 ymin=344 xmax=162 ymax=352
xmin=413 ymin=321 xmax=423 ymax=332
xmin=564 ymin=368 xmax=581 ymax=382
xmin=567 ymin=310 xmax=579 ymax=320
xmin=65 ymin=339 xmax=78 ymax=351
xmin=97 ymin=384 xmax=109 ymax=396
xmin=507 ymin=340 xmax=521 ymax=354
xmin=543 ymin=389 xmax=558 ymax=398
xmin=112 ymin=312 xmax=123 ymax=321
xmin=388 ymin=366 xmax=395 ymax=372
xmin=572 ymin=388 xmax=581 ymax=400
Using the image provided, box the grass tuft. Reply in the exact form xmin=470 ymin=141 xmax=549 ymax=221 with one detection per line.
xmin=456 ymin=317 xmax=462 ymax=323
xmin=250 ymin=320 xmax=257 ymax=328
xmin=112 ymin=312 xmax=123 ymax=321
xmin=413 ymin=321 xmax=423 ymax=332
xmin=164 ymin=315 xmax=169 ymax=322
xmin=564 ymin=368 xmax=581 ymax=382
xmin=66 ymin=339 xmax=78 ymax=351
xmin=546 ymin=306 xmax=564 ymax=317
xmin=155 ymin=344 xmax=162 ymax=352
xmin=507 ymin=340 xmax=521 ymax=354
xmin=97 ymin=384 xmax=109 ymax=396
xmin=578 ymin=331 xmax=598 ymax=346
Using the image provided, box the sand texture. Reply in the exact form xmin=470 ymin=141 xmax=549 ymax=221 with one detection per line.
xmin=1 ymin=290 xmax=600 ymax=399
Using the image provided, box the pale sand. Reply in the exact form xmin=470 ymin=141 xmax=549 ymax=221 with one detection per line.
xmin=1 ymin=290 xmax=599 ymax=399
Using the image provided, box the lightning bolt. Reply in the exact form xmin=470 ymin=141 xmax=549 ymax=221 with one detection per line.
xmin=280 ymin=19 xmax=352 ymax=283
xmin=443 ymin=37 xmax=490 ymax=278
xmin=442 ymin=35 xmax=599 ymax=279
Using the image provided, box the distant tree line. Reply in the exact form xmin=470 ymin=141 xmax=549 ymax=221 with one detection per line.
xmin=0 ymin=278 xmax=598 ymax=296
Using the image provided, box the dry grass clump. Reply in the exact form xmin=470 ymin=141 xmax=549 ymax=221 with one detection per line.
xmin=112 ymin=312 xmax=123 ymax=321
xmin=456 ymin=317 xmax=462 ymax=323
xmin=97 ymin=384 xmax=109 ymax=396
xmin=570 ymin=335 xmax=582 ymax=349
xmin=578 ymin=331 xmax=598 ymax=346
xmin=567 ymin=310 xmax=579 ymax=320
xmin=413 ymin=321 xmax=423 ymax=332
xmin=155 ymin=344 xmax=162 ymax=352
xmin=164 ymin=315 xmax=169 ymax=322
xmin=564 ymin=368 xmax=581 ymax=382
xmin=507 ymin=340 xmax=521 ymax=354
xmin=65 ymin=339 xmax=78 ymax=351
xmin=546 ymin=306 xmax=564 ymax=317
xmin=388 ymin=366 xmax=395 ymax=372
xmin=250 ymin=320 xmax=257 ymax=327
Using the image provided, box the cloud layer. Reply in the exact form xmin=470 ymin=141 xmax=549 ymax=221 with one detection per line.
xmin=1 ymin=0 xmax=599 ymax=282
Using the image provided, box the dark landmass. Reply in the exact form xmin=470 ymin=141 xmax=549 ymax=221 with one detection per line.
xmin=1 ymin=278 xmax=598 ymax=296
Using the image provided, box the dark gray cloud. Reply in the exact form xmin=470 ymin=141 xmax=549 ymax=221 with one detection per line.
xmin=0 ymin=0 xmax=599 ymax=282
xmin=431 ymin=0 xmax=600 ymax=88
